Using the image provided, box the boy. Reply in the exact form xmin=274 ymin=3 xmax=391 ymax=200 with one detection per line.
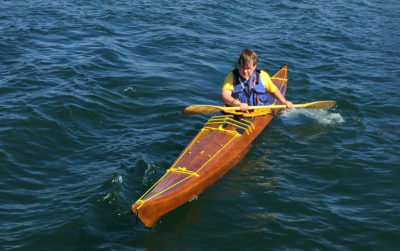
xmin=221 ymin=49 xmax=293 ymax=113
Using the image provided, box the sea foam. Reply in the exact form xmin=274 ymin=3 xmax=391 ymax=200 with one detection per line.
xmin=282 ymin=108 xmax=345 ymax=125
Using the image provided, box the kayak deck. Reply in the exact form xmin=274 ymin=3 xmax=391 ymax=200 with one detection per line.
xmin=132 ymin=65 xmax=288 ymax=227
xmin=136 ymin=115 xmax=252 ymax=203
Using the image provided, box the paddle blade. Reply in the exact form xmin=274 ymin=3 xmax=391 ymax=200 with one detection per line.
xmin=302 ymin=100 xmax=336 ymax=109
xmin=182 ymin=105 xmax=223 ymax=115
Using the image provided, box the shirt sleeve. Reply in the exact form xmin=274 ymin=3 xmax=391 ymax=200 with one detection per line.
xmin=221 ymin=72 xmax=234 ymax=91
xmin=260 ymin=70 xmax=277 ymax=93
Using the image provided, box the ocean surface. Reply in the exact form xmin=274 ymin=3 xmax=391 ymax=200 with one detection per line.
xmin=1 ymin=0 xmax=400 ymax=250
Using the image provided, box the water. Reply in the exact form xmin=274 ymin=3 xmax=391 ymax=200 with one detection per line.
xmin=1 ymin=0 xmax=400 ymax=250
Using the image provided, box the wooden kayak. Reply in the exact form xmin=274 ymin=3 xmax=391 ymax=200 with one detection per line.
xmin=132 ymin=65 xmax=288 ymax=227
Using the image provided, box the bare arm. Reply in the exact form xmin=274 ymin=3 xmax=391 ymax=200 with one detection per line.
xmin=221 ymin=90 xmax=249 ymax=113
xmin=272 ymin=89 xmax=293 ymax=108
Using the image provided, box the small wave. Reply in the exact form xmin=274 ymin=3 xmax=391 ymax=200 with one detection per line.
xmin=123 ymin=86 xmax=136 ymax=94
xmin=282 ymin=108 xmax=344 ymax=125
xmin=142 ymin=161 xmax=162 ymax=187
xmin=112 ymin=175 xmax=123 ymax=184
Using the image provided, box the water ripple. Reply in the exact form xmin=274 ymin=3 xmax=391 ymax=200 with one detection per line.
xmin=1 ymin=0 xmax=400 ymax=249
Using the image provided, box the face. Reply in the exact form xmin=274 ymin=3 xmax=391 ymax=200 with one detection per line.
xmin=239 ymin=63 xmax=256 ymax=79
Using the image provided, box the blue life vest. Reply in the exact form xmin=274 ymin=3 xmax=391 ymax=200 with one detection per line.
xmin=231 ymin=69 xmax=271 ymax=106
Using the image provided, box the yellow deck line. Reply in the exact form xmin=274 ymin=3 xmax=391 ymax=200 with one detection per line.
xmin=137 ymin=175 xmax=194 ymax=208
xmin=271 ymin=77 xmax=287 ymax=81
xmin=167 ymin=167 xmax=199 ymax=177
xmin=208 ymin=116 xmax=254 ymax=129
xmin=206 ymin=116 xmax=255 ymax=134
xmin=194 ymin=133 xmax=239 ymax=174
xmin=205 ymin=121 xmax=251 ymax=135
xmin=202 ymin=126 xmax=240 ymax=136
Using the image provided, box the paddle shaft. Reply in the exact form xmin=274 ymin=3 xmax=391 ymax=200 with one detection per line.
xmin=225 ymin=104 xmax=291 ymax=111
xmin=182 ymin=100 xmax=336 ymax=115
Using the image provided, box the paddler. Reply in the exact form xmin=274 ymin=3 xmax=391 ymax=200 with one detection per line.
xmin=221 ymin=48 xmax=293 ymax=113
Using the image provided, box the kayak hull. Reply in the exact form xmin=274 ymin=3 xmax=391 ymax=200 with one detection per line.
xmin=132 ymin=65 xmax=288 ymax=227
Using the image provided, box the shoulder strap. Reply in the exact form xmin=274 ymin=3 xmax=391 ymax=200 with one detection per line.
xmin=232 ymin=68 xmax=240 ymax=85
xmin=252 ymin=69 xmax=261 ymax=88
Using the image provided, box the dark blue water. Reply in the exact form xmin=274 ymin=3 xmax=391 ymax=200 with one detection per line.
xmin=1 ymin=0 xmax=400 ymax=250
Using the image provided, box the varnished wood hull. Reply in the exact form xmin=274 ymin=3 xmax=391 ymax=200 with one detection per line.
xmin=132 ymin=65 xmax=288 ymax=227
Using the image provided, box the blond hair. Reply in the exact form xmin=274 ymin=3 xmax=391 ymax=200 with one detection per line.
xmin=238 ymin=49 xmax=258 ymax=67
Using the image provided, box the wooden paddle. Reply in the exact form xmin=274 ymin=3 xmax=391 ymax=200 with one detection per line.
xmin=182 ymin=100 xmax=336 ymax=115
